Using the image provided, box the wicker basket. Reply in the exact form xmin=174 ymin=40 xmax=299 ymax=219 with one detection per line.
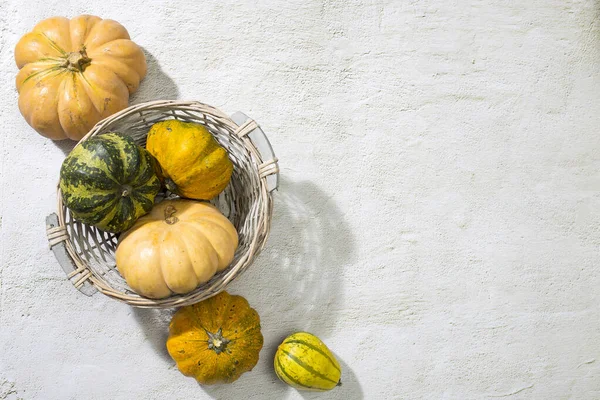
xmin=45 ymin=100 xmax=279 ymax=308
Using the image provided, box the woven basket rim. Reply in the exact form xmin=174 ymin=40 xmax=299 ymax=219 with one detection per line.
xmin=49 ymin=100 xmax=278 ymax=308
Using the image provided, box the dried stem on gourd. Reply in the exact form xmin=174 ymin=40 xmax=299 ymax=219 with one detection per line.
xmin=120 ymin=185 xmax=132 ymax=197
xmin=64 ymin=46 xmax=91 ymax=72
xmin=205 ymin=328 xmax=231 ymax=355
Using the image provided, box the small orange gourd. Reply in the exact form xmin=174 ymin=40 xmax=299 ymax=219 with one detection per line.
xmin=166 ymin=292 xmax=264 ymax=385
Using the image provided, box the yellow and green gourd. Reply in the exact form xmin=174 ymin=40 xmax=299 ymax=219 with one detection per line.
xmin=274 ymin=332 xmax=342 ymax=391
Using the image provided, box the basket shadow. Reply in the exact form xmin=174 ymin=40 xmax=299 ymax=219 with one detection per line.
xmin=253 ymin=177 xmax=356 ymax=334
xmin=237 ymin=177 xmax=355 ymax=336
xmin=130 ymin=47 xmax=179 ymax=104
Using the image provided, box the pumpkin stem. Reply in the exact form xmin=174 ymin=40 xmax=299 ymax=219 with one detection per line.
xmin=164 ymin=205 xmax=179 ymax=224
xmin=120 ymin=185 xmax=132 ymax=197
xmin=64 ymin=47 xmax=91 ymax=72
xmin=206 ymin=327 xmax=230 ymax=355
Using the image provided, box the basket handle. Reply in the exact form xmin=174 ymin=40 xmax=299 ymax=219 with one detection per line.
xmin=45 ymin=213 xmax=97 ymax=296
xmin=231 ymin=112 xmax=279 ymax=192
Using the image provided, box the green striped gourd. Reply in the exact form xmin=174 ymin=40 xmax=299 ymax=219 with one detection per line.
xmin=274 ymin=332 xmax=342 ymax=391
xmin=60 ymin=133 xmax=161 ymax=233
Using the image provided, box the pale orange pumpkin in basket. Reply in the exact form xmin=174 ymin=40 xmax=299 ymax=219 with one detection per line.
xmin=14 ymin=15 xmax=147 ymax=140
xmin=115 ymin=199 xmax=239 ymax=299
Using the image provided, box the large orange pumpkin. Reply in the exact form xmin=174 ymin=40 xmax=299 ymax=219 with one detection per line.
xmin=14 ymin=15 xmax=147 ymax=140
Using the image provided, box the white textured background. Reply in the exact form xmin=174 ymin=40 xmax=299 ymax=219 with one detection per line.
xmin=1 ymin=1 xmax=599 ymax=399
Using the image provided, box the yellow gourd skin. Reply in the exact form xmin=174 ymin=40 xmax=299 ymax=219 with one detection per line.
xmin=167 ymin=292 xmax=264 ymax=385
xmin=146 ymin=120 xmax=233 ymax=200
xmin=274 ymin=332 xmax=342 ymax=391
xmin=14 ymin=15 xmax=146 ymax=140
xmin=115 ymin=199 xmax=238 ymax=299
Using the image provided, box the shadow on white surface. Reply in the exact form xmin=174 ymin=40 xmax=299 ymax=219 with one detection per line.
xmin=255 ymin=177 xmax=356 ymax=335
xmin=130 ymin=47 xmax=179 ymax=104
xmin=52 ymin=139 xmax=76 ymax=156
xmin=131 ymin=307 xmax=176 ymax=362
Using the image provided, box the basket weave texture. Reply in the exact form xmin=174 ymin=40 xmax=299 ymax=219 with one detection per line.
xmin=46 ymin=100 xmax=279 ymax=308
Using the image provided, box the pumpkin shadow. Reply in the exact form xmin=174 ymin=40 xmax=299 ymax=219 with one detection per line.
xmin=130 ymin=47 xmax=179 ymax=104
xmin=200 ymin=176 xmax=356 ymax=399
xmin=52 ymin=139 xmax=77 ymax=155
xmin=131 ymin=307 xmax=176 ymax=363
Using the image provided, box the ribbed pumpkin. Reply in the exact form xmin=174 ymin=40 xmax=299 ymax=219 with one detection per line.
xmin=167 ymin=291 xmax=263 ymax=385
xmin=15 ymin=15 xmax=146 ymax=140
xmin=274 ymin=332 xmax=342 ymax=391
xmin=115 ymin=199 xmax=238 ymax=299
xmin=146 ymin=120 xmax=233 ymax=200
xmin=60 ymin=133 xmax=161 ymax=233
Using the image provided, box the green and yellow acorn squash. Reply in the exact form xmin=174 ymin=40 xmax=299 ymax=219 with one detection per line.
xmin=274 ymin=332 xmax=342 ymax=391
xmin=59 ymin=133 xmax=161 ymax=233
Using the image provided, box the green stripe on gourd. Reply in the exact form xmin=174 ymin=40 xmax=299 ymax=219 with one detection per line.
xmin=60 ymin=133 xmax=161 ymax=233
xmin=280 ymin=349 xmax=338 ymax=384
xmin=275 ymin=356 xmax=322 ymax=391
xmin=282 ymin=339 xmax=341 ymax=372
